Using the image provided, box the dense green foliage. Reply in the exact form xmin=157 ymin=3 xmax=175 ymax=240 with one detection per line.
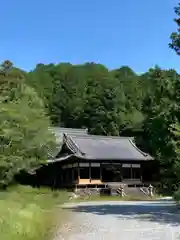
xmin=25 ymin=60 xmax=180 ymax=193
xmin=1 ymin=2 xmax=180 ymax=196
xmin=2 ymin=61 xmax=180 ymax=192
xmin=27 ymin=64 xmax=143 ymax=135
xmin=25 ymin=62 xmax=180 ymax=192
xmin=170 ymin=3 xmax=180 ymax=54
xmin=169 ymin=2 xmax=180 ymax=198
xmin=0 ymin=62 xmax=56 ymax=186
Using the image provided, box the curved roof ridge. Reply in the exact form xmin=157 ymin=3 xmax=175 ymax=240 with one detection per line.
xmin=70 ymin=134 xmax=134 ymax=140
xmin=50 ymin=127 xmax=88 ymax=137
xmin=129 ymin=139 xmax=153 ymax=159
xmin=64 ymin=133 xmax=85 ymax=156
xmin=63 ymin=134 xmax=77 ymax=153
xmin=59 ymin=127 xmax=88 ymax=133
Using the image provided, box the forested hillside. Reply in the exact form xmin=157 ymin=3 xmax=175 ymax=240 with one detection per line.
xmin=2 ymin=59 xmax=180 ymax=192
xmin=1 ymin=2 xmax=180 ymax=195
xmin=25 ymin=62 xmax=180 ymax=191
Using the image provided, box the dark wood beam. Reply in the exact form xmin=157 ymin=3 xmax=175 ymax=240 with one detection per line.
xmin=89 ymin=162 xmax=91 ymax=182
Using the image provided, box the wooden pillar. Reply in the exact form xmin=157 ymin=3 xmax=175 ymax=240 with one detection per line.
xmin=78 ymin=160 xmax=80 ymax=182
xmin=120 ymin=164 xmax=123 ymax=182
xmin=68 ymin=167 xmax=70 ymax=183
xmin=89 ymin=162 xmax=91 ymax=182
xmin=66 ymin=168 xmax=69 ymax=183
xmin=100 ymin=163 xmax=102 ymax=181
xmin=130 ymin=164 xmax=133 ymax=179
xmin=72 ymin=164 xmax=74 ymax=181
xmin=140 ymin=164 xmax=142 ymax=181
xmin=63 ymin=168 xmax=65 ymax=183
xmin=65 ymin=168 xmax=67 ymax=183
xmin=60 ymin=168 xmax=63 ymax=182
xmin=122 ymin=164 xmax=124 ymax=181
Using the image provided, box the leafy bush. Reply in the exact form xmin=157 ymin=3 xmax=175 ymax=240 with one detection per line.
xmin=0 ymin=63 xmax=56 ymax=186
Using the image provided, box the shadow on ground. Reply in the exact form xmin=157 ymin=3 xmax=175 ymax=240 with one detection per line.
xmin=65 ymin=202 xmax=180 ymax=227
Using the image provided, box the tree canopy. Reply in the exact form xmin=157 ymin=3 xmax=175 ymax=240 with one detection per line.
xmin=0 ymin=61 xmax=56 ymax=186
xmin=170 ymin=3 xmax=180 ymax=54
xmin=2 ymin=59 xmax=180 ymax=192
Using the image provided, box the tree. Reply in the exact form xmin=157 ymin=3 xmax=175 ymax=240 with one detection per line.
xmin=82 ymin=63 xmax=126 ymax=135
xmin=27 ymin=63 xmax=55 ymax=109
xmin=0 ymin=62 xmax=56 ymax=186
xmin=170 ymin=123 xmax=180 ymax=200
xmin=170 ymin=123 xmax=180 ymax=177
xmin=141 ymin=67 xmax=180 ymax=191
xmin=27 ymin=62 xmax=129 ymax=135
xmin=0 ymin=60 xmax=13 ymax=74
xmin=112 ymin=66 xmax=144 ymax=136
xmin=169 ymin=3 xmax=180 ymax=54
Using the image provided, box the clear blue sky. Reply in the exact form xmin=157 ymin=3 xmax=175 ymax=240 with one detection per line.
xmin=0 ymin=0 xmax=180 ymax=73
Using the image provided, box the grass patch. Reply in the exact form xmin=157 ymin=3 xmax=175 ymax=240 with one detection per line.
xmin=0 ymin=185 xmax=68 ymax=240
xmin=71 ymin=194 xmax=161 ymax=203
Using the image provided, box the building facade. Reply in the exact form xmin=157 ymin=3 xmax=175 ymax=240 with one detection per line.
xmin=39 ymin=128 xmax=156 ymax=189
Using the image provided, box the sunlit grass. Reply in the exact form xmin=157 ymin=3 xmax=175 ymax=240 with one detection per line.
xmin=0 ymin=185 xmax=68 ymax=240
xmin=71 ymin=194 xmax=161 ymax=203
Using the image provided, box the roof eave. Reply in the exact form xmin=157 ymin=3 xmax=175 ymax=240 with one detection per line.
xmin=74 ymin=154 xmax=153 ymax=161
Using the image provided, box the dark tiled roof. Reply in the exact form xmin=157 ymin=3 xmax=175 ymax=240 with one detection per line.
xmin=49 ymin=127 xmax=153 ymax=161
xmin=64 ymin=134 xmax=153 ymax=161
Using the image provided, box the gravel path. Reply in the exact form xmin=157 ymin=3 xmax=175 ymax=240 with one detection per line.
xmin=54 ymin=200 xmax=180 ymax=240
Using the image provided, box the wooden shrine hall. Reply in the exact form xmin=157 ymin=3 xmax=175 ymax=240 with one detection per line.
xmin=33 ymin=127 xmax=156 ymax=189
